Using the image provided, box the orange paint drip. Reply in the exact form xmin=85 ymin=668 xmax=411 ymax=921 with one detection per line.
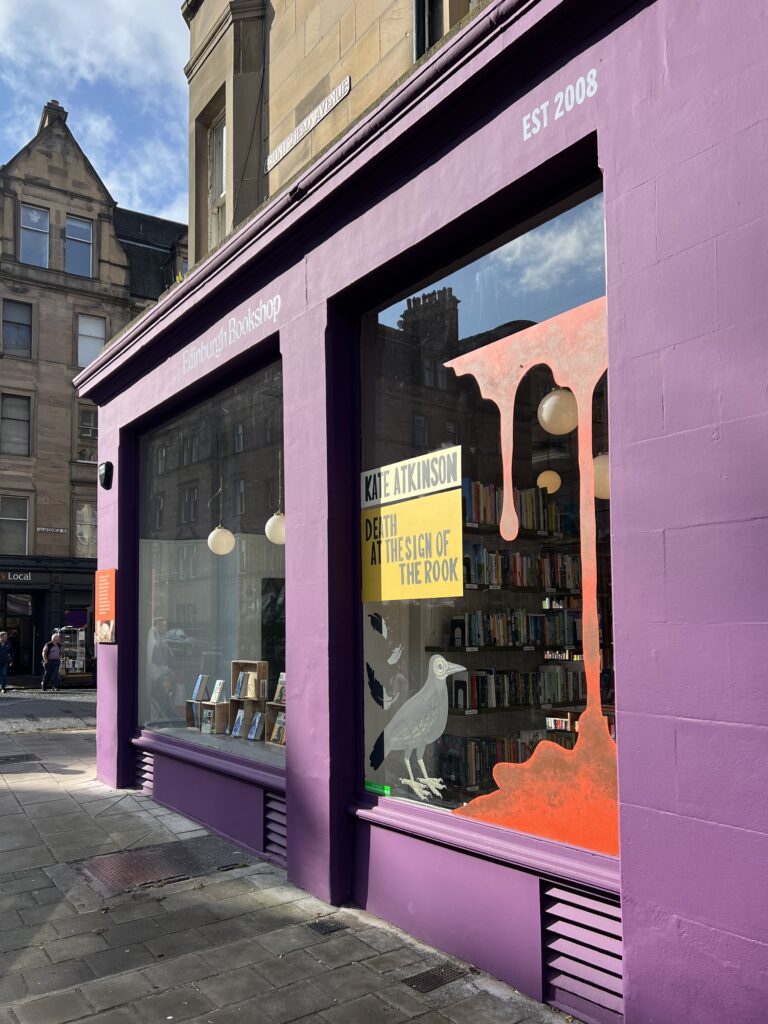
xmin=446 ymin=297 xmax=618 ymax=856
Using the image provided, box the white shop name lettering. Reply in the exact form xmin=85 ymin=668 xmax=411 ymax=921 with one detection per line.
xmin=182 ymin=294 xmax=282 ymax=373
xmin=522 ymin=68 xmax=598 ymax=141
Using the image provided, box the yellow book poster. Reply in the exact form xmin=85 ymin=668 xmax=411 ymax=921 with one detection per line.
xmin=361 ymin=446 xmax=463 ymax=602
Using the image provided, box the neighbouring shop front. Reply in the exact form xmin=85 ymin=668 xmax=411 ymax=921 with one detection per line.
xmin=75 ymin=3 xmax=767 ymax=1024
xmin=0 ymin=560 xmax=95 ymax=682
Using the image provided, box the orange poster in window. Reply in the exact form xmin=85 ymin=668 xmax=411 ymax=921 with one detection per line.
xmin=446 ymin=297 xmax=618 ymax=856
xmin=95 ymin=568 xmax=116 ymax=644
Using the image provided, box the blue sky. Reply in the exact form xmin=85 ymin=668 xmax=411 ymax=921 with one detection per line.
xmin=0 ymin=1 xmax=189 ymax=222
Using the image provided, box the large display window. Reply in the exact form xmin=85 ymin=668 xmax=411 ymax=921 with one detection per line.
xmin=361 ymin=190 xmax=618 ymax=854
xmin=139 ymin=361 xmax=286 ymax=766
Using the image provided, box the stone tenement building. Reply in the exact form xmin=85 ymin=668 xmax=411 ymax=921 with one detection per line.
xmin=0 ymin=100 xmax=187 ymax=681
xmin=183 ymin=0 xmax=483 ymax=263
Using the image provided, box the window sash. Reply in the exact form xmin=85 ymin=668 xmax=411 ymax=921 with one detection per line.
xmin=2 ymin=301 xmax=32 ymax=357
xmin=77 ymin=315 xmax=106 ymax=367
xmin=0 ymin=395 xmax=31 ymax=455
xmin=20 ymin=205 xmax=49 ymax=268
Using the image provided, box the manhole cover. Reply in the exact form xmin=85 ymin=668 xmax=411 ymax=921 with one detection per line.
xmin=307 ymin=918 xmax=347 ymax=936
xmin=0 ymin=754 xmax=41 ymax=766
xmin=403 ymin=963 xmax=467 ymax=993
xmin=78 ymin=835 xmax=255 ymax=896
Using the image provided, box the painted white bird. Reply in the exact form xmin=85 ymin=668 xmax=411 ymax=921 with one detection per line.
xmin=369 ymin=654 xmax=465 ymax=800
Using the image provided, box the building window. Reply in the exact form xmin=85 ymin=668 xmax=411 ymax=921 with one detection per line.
xmin=413 ymin=414 xmax=428 ymax=450
xmin=20 ymin=204 xmax=49 ymax=268
xmin=0 ymin=394 xmax=31 ymax=456
xmin=65 ymin=216 xmax=93 ymax=277
xmin=74 ymin=500 xmax=97 ymax=558
xmin=422 ymin=357 xmax=435 ymax=388
xmin=0 ymin=495 xmax=28 ymax=555
xmin=181 ymin=486 xmax=198 ymax=524
xmin=233 ymin=422 xmax=244 ymax=453
xmin=235 ymin=478 xmax=245 ymax=516
xmin=2 ymin=300 xmax=32 ymax=358
xmin=156 ymin=445 xmax=167 ymax=475
xmin=181 ymin=433 xmax=200 ymax=466
xmin=209 ymin=114 xmax=226 ymax=249
xmin=154 ymin=494 xmax=164 ymax=530
xmin=76 ymin=406 xmax=98 ymax=462
xmin=361 ymin=192 xmax=616 ymax=855
xmin=77 ymin=315 xmax=106 ymax=367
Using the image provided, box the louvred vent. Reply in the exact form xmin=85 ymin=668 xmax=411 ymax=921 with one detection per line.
xmin=136 ymin=751 xmax=154 ymax=796
xmin=264 ymin=792 xmax=287 ymax=866
xmin=542 ymin=881 xmax=624 ymax=1024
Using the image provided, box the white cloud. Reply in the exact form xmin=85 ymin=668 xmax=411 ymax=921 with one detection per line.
xmin=492 ymin=197 xmax=605 ymax=293
xmin=0 ymin=0 xmax=188 ymax=219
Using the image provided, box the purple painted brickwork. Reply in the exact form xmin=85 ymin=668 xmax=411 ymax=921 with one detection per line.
xmin=81 ymin=0 xmax=768 ymax=1019
xmin=606 ymin=0 xmax=768 ymax=1019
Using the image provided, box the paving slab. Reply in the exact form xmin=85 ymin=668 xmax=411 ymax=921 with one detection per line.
xmin=0 ymin=728 xmax=576 ymax=1024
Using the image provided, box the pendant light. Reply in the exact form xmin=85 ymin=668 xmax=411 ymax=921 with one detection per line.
xmin=593 ymin=452 xmax=610 ymax=500
xmin=537 ymin=387 xmax=578 ymax=435
xmin=536 ymin=469 xmax=562 ymax=494
xmin=265 ymin=449 xmax=285 ymax=545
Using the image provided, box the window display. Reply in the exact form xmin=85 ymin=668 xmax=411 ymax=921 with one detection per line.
xmin=138 ymin=362 xmax=285 ymax=766
xmin=362 ymin=191 xmax=617 ymax=853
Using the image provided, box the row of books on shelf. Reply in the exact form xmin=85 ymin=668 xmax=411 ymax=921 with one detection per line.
xmin=449 ymin=608 xmax=583 ymax=649
xmin=449 ymin=663 xmax=587 ymax=711
xmin=462 ymin=479 xmax=565 ymax=535
xmin=463 ymin=543 xmax=582 ymax=591
xmin=191 ymin=666 xmax=270 ymax=703
xmin=439 ymin=731 xmax=541 ymax=789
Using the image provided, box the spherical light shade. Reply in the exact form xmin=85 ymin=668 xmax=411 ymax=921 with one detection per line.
xmin=536 ymin=469 xmax=562 ymax=494
xmin=265 ymin=512 xmax=286 ymax=545
xmin=593 ymin=453 xmax=610 ymax=500
xmin=537 ymin=388 xmax=578 ymax=435
xmin=207 ymin=526 xmax=236 ymax=555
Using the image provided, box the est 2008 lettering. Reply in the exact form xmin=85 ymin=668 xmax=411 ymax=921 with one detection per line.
xmin=522 ymin=68 xmax=598 ymax=141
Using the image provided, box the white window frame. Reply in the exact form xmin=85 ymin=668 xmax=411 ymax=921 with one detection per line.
xmin=208 ymin=113 xmax=226 ymax=249
xmin=20 ymin=204 xmax=49 ymax=268
xmin=77 ymin=314 xmax=106 ymax=368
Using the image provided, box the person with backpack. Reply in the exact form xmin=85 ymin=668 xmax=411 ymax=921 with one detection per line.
xmin=41 ymin=632 xmax=63 ymax=692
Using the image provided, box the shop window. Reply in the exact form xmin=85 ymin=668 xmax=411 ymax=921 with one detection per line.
xmin=74 ymin=500 xmax=97 ymax=558
xmin=0 ymin=495 xmax=28 ymax=555
xmin=2 ymin=300 xmax=32 ymax=358
xmin=0 ymin=394 xmax=31 ymax=456
xmin=138 ymin=361 xmax=285 ymax=763
xmin=77 ymin=405 xmax=98 ymax=462
xmin=65 ymin=216 xmax=93 ymax=277
xmin=20 ymin=204 xmax=49 ymax=267
xmin=361 ymin=191 xmax=618 ymax=856
xmin=77 ymin=314 xmax=106 ymax=367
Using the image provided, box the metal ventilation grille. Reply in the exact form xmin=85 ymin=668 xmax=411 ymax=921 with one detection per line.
xmin=136 ymin=751 xmax=154 ymax=795
xmin=264 ymin=791 xmax=287 ymax=865
xmin=542 ymin=882 xmax=624 ymax=1024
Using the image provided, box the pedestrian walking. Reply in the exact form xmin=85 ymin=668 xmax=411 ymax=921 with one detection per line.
xmin=0 ymin=632 xmax=12 ymax=693
xmin=41 ymin=631 xmax=63 ymax=692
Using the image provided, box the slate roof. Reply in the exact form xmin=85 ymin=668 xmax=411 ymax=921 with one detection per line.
xmin=114 ymin=208 xmax=188 ymax=301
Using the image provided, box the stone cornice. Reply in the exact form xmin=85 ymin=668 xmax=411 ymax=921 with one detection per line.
xmin=184 ymin=0 xmax=267 ymax=82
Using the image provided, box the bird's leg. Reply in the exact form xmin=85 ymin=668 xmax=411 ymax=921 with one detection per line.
xmin=417 ymin=757 xmax=446 ymax=797
xmin=399 ymin=755 xmax=429 ymax=800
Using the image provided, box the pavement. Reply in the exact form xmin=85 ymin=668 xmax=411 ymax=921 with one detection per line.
xmin=0 ymin=729 xmax=578 ymax=1024
xmin=0 ymin=691 xmax=96 ymax=734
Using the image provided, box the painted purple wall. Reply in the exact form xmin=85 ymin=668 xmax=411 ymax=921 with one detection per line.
xmin=80 ymin=0 xmax=768 ymax=1019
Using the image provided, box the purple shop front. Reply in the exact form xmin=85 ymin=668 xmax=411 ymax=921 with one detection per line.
xmin=77 ymin=2 xmax=768 ymax=1021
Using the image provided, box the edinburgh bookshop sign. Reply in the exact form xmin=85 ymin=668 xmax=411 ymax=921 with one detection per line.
xmin=361 ymin=446 xmax=464 ymax=602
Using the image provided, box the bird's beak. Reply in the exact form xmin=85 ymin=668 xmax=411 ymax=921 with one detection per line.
xmin=445 ymin=661 xmax=466 ymax=676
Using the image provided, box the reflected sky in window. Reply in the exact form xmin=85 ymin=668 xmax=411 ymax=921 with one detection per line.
xmin=379 ymin=194 xmax=605 ymax=341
